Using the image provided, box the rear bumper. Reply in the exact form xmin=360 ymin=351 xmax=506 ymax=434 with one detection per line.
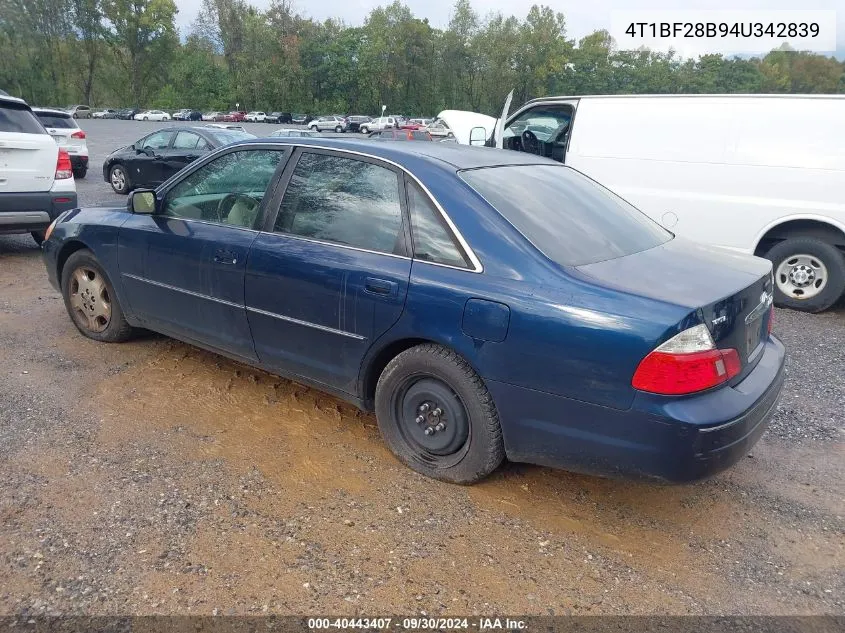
xmin=0 ymin=191 xmax=78 ymax=233
xmin=490 ymin=336 xmax=786 ymax=482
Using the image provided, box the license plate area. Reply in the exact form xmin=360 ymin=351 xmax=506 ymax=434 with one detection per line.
xmin=745 ymin=315 xmax=763 ymax=359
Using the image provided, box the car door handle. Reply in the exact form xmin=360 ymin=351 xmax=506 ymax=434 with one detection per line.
xmin=213 ymin=249 xmax=238 ymax=265
xmin=364 ymin=278 xmax=398 ymax=297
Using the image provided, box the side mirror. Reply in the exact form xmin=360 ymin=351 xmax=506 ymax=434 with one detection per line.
xmin=128 ymin=190 xmax=157 ymax=214
xmin=469 ymin=127 xmax=487 ymax=146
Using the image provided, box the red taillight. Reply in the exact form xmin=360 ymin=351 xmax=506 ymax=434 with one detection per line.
xmin=71 ymin=130 xmax=86 ymax=139
xmin=55 ymin=149 xmax=72 ymax=179
xmin=632 ymin=324 xmax=742 ymax=395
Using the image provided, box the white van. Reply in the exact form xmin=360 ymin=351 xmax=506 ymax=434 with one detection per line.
xmin=464 ymin=95 xmax=845 ymax=312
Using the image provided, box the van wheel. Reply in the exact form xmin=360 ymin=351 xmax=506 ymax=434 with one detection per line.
xmin=61 ymin=249 xmax=135 ymax=342
xmin=765 ymin=237 xmax=845 ymax=313
xmin=375 ymin=344 xmax=504 ymax=484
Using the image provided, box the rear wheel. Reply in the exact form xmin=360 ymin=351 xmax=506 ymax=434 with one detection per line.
xmin=109 ymin=164 xmax=130 ymax=194
xmin=61 ymin=249 xmax=135 ymax=342
xmin=360 ymin=126 xmax=369 ymax=134
xmin=335 ymin=125 xmax=343 ymax=133
xmin=72 ymin=166 xmax=87 ymax=179
xmin=765 ymin=237 xmax=845 ymax=313
xmin=375 ymin=344 xmax=504 ymax=484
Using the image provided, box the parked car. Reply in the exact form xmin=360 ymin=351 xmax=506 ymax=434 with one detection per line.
xmin=0 ymin=94 xmax=77 ymax=245
xmin=32 ymin=107 xmax=89 ymax=178
xmin=269 ymin=128 xmax=319 ymax=138
xmin=479 ymin=94 xmax=845 ymax=312
xmin=173 ymin=109 xmax=202 ymax=121
xmin=66 ymin=105 xmax=92 ymax=119
xmin=346 ymin=115 xmax=372 ymax=133
xmin=101 ymin=126 xmax=256 ymax=194
xmin=359 ymin=116 xmax=397 ymax=134
xmin=92 ymin=108 xmax=118 ymax=119
xmin=223 ymin=111 xmax=247 ymax=122
xmin=308 ymin=116 xmax=347 ymax=133
xmin=371 ymin=129 xmax=432 ymax=141
xmin=244 ymin=111 xmax=267 ymax=122
xmin=201 ymin=112 xmax=219 ymax=121
xmin=409 ymin=118 xmax=433 ymax=127
xmin=45 ymin=138 xmax=784 ymax=485
xmin=117 ymin=108 xmax=141 ymax=120
xmin=266 ymin=112 xmax=293 ymax=124
xmin=133 ymin=110 xmax=171 ymax=122
xmin=291 ymin=113 xmax=309 ymax=125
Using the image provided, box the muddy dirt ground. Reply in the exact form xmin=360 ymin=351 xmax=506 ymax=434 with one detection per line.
xmin=0 ymin=127 xmax=843 ymax=615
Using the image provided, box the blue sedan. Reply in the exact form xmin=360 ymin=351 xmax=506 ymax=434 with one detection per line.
xmin=41 ymin=138 xmax=785 ymax=484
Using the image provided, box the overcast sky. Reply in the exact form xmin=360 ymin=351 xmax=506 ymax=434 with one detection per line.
xmin=173 ymin=0 xmax=843 ymax=55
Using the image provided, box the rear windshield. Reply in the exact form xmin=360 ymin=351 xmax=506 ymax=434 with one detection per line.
xmin=207 ymin=129 xmax=255 ymax=144
xmin=0 ymin=102 xmax=45 ymax=134
xmin=460 ymin=165 xmax=671 ymax=266
xmin=35 ymin=112 xmax=76 ymax=129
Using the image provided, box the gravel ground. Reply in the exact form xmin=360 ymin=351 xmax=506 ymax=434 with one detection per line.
xmin=0 ymin=121 xmax=843 ymax=617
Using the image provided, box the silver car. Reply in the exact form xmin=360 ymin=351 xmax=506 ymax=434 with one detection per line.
xmin=308 ymin=116 xmax=348 ymax=133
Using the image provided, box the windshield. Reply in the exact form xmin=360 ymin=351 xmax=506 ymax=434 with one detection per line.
xmin=35 ymin=113 xmax=76 ymax=128
xmin=207 ymin=129 xmax=256 ymax=144
xmin=460 ymin=165 xmax=672 ymax=267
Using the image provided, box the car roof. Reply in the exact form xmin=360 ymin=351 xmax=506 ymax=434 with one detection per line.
xmin=0 ymin=93 xmax=29 ymax=107
xmin=238 ymin=136 xmax=555 ymax=170
xmin=32 ymin=107 xmax=72 ymax=115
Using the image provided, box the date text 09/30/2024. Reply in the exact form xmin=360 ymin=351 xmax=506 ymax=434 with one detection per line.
xmin=307 ymin=617 xmax=527 ymax=630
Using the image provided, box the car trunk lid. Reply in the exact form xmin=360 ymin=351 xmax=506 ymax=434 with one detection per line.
xmin=576 ymin=238 xmax=774 ymax=382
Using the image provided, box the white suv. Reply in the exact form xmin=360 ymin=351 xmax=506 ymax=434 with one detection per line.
xmin=245 ymin=111 xmax=267 ymax=122
xmin=32 ymin=108 xmax=89 ymax=178
xmin=359 ymin=116 xmax=397 ymax=134
xmin=0 ymin=95 xmax=78 ymax=244
xmin=309 ymin=116 xmax=348 ymax=132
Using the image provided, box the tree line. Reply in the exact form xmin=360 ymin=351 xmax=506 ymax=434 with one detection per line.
xmin=1 ymin=0 xmax=843 ymax=117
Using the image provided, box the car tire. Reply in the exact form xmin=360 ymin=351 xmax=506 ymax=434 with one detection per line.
xmin=374 ymin=343 xmax=505 ymax=484
xmin=765 ymin=237 xmax=845 ymax=313
xmin=143 ymin=116 xmax=148 ymax=121
xmin=61 ymin=249 xmax=135 ymax=343
xmin=335 ymin=126 xmax=343 ymax=133
xmin=72 ymin=166 xmax=87 ymax=179
xmin=31 ymin=231 xmax=46 ymax=245
xmin=109 ymin=164 xmax=131 ymax=195
xmin=360 ymin=126 xmax=369 ymax=134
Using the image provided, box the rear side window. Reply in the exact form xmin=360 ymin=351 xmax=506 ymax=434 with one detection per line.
xmin=275 ymin=152 xmax=404 ymax=255
xmin=461 ymin=165 xmax=671 ymax=267
xmin=35 ymin=113 xmax=76 ymax=129
xmin=173 ymin=131 xmax=200 ymax=149
xmin=406 ymin=179 xmax=470 ymax=269
xmin=0 ymin=102 xmax=45 ymax=134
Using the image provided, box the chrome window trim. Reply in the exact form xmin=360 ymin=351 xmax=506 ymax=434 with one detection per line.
xmin=284 ymin=143 xmax=484 ymax=273
xmin=122 ymin=273 xmax=242 ymax=308
xmin=263 ymin=231 xmax=410 ymax=261
xmin=246 ymin=306 xmax=366 ymax=340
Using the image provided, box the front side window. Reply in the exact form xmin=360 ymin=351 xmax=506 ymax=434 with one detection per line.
xmin=141 ymin=131 xmax=174 ymax=150
xmin=274 ymin=152 xmax=404 ymax=255
xmin=163 ymin=149 xmax=286 ymax=228
xmin=406 ymin=179 xmax=470 ymax=269
xmin=461 ymin=165 xmax=671 ymax=267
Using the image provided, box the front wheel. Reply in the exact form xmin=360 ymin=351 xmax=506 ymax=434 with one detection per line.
xmin=375 ymin=344 xmax=505 ymax=484
xmin=109 ymin=164 xmax=131 ymax=194
xmin=335 ymin=126 xmax=343 ymax=133
xmin=61 ymin=249 xmax=135 ymax=342
xmin=360 ymin=126 xmax=369 ymax=134
xmin=765 ymin=237 xmax=845 ymax=313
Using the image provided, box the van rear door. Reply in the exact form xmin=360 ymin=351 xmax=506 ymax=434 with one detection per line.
xmin=0 ymin=98 xmax=57 ymax=193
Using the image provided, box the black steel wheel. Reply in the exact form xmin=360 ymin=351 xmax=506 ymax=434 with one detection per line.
xmin=375 ymin=344 xmax=504 ymax=484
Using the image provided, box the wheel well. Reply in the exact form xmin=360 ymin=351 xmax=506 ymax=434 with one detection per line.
xmin=361 ymin=338 xmax=432 ymax=408
xmin=56 ymin=240 xmax=90 ymax=283
xmin=754 ymin=220 xmax=845 ymax=257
